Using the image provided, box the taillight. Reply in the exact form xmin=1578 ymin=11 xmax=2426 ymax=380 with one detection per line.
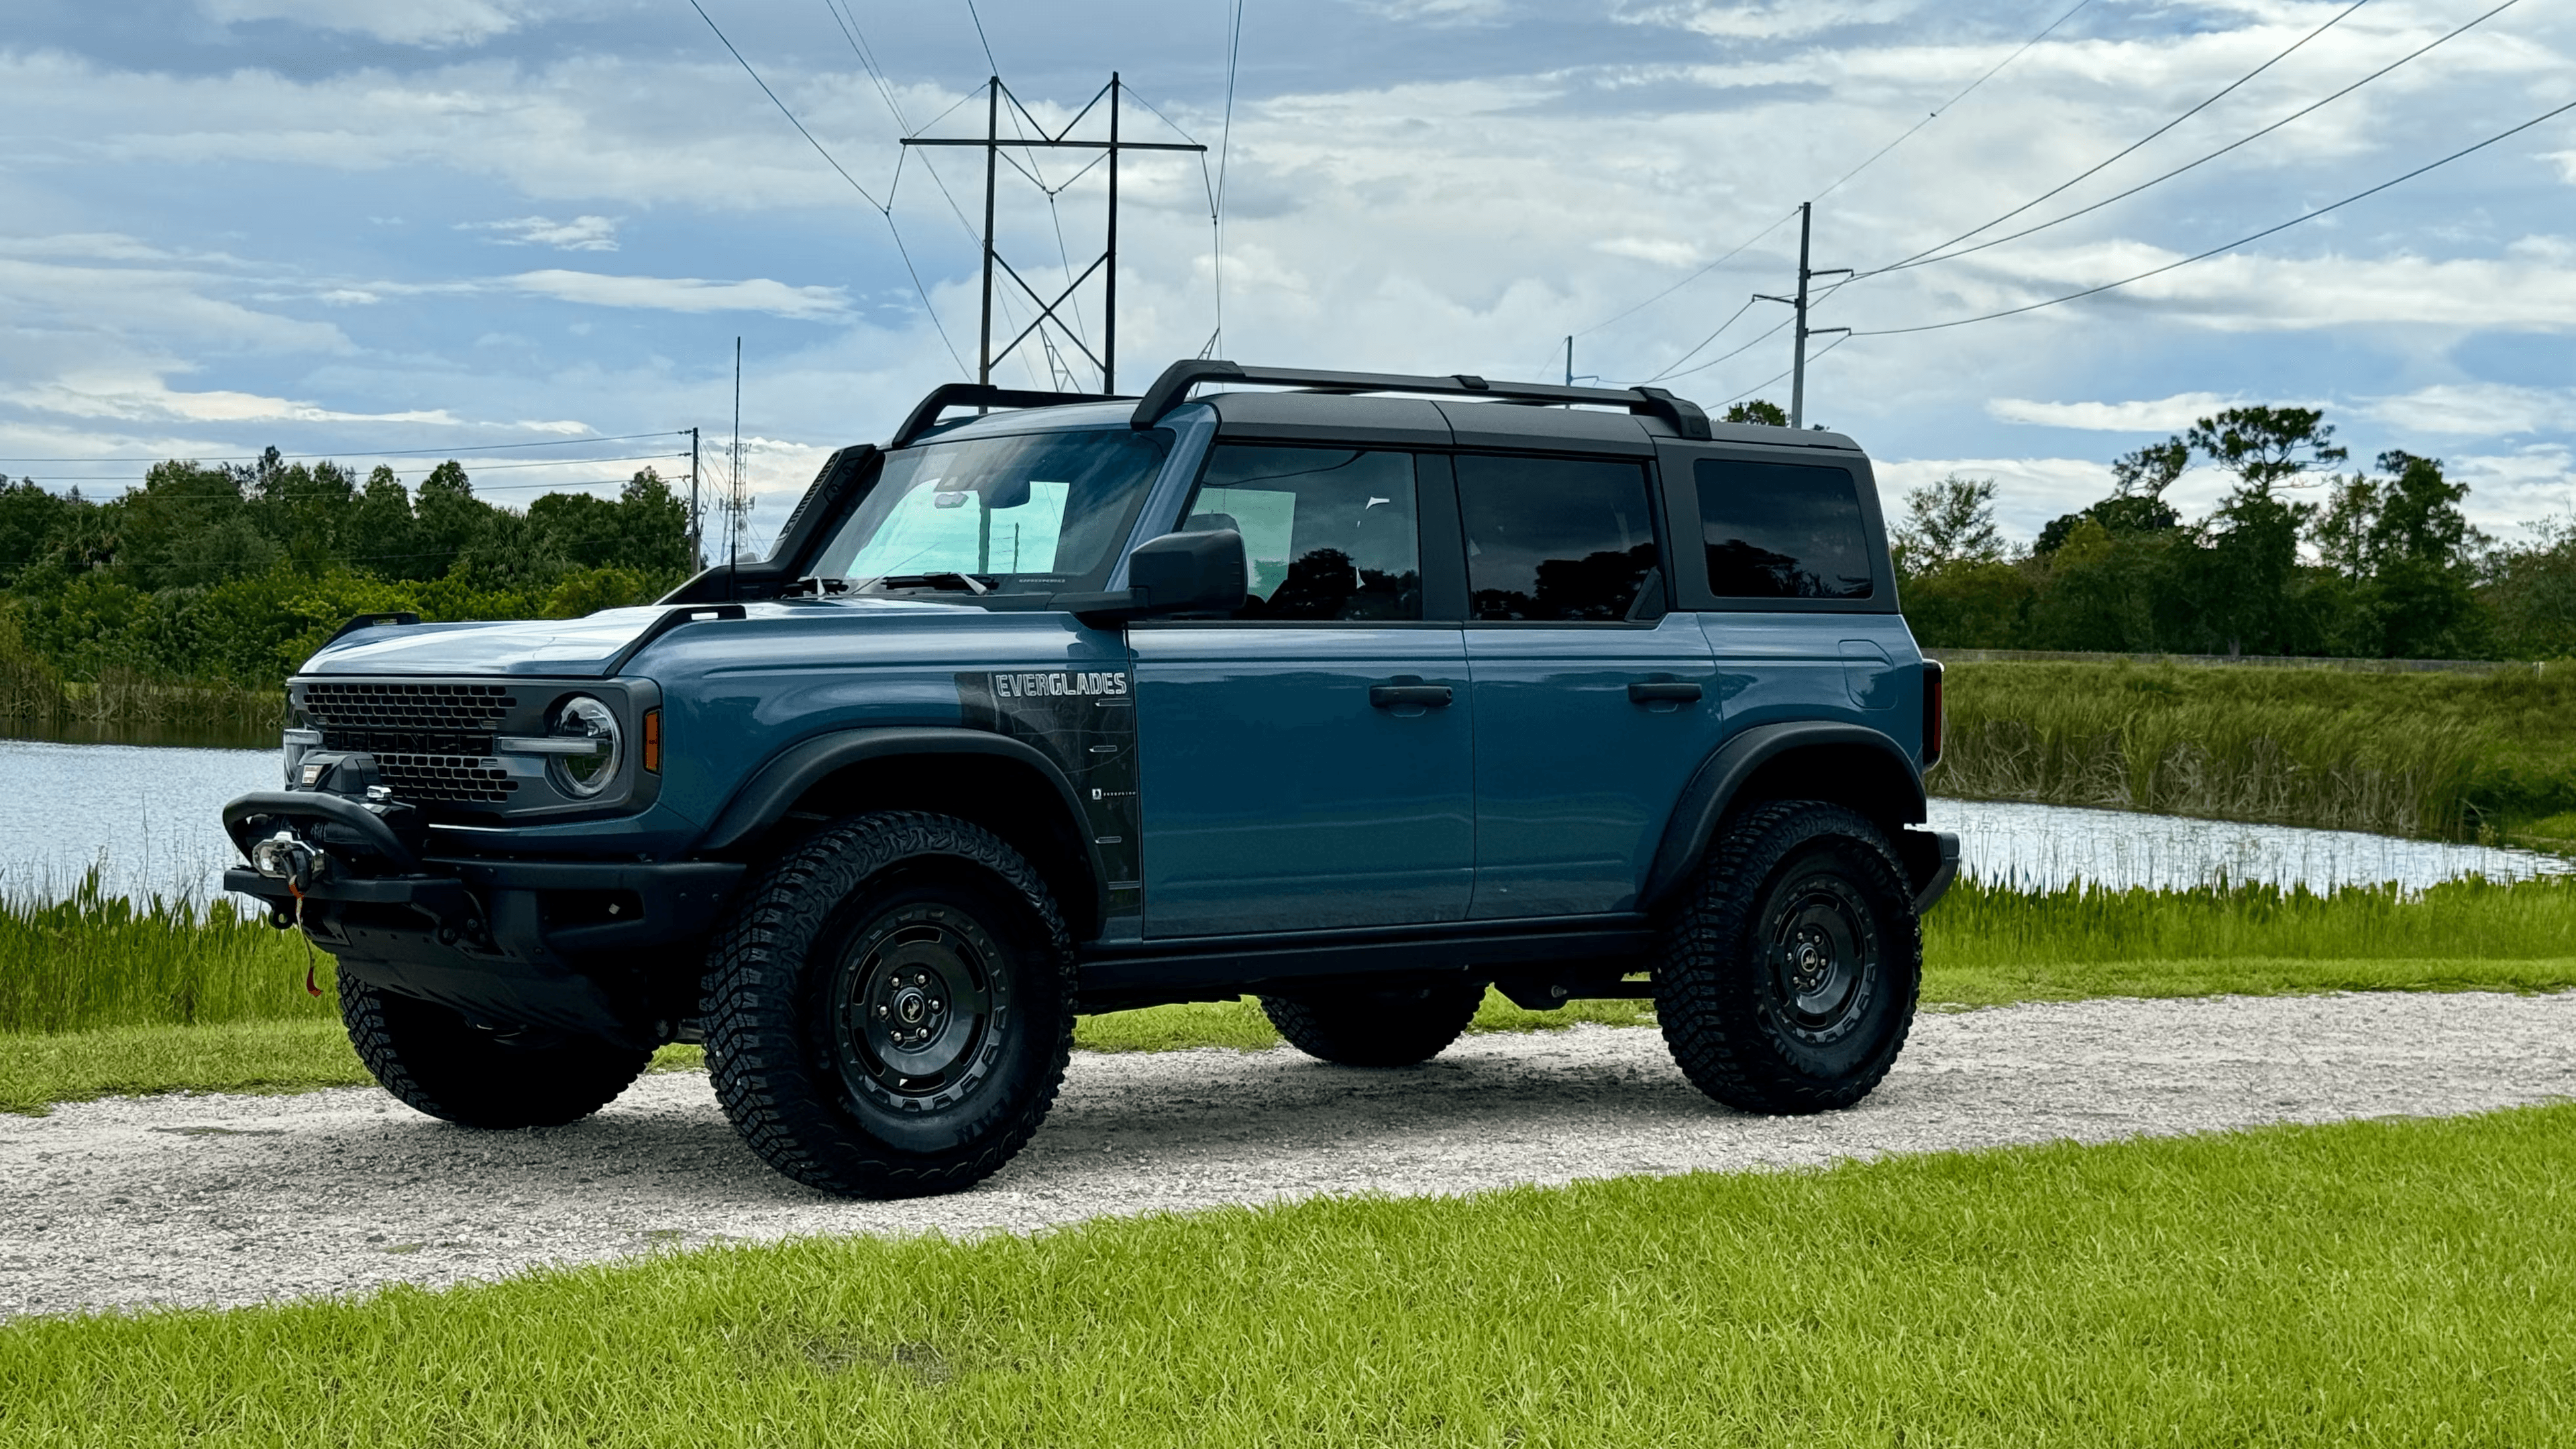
xmin=1921 ymin=660 xmax=1945 ymax=768
xmin=642 ymin=708 xmax=662 ymax=773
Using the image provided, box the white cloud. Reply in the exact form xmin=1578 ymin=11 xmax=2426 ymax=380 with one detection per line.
xmin=2361 ymin=383 xmax=2576 ymax=437
xmin=1988 ymin=392 xmax=2244 ymax=431
xmin=5 ymin=372 xmax=461 ymax=427
xmin=1628 ymin=1 xmax=1917 ymax=40
xmin=1872 ymin=455 xmax=2116 ymax=541
xmin=501 ymin=270 xmax=851 ymax=319
xmin=198 ymin=0 xmax=535 ymax=47
xmin=463 ymin=215 xmax=620 ymax=252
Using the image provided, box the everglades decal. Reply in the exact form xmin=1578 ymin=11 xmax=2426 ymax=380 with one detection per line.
xmin=990 ymin=670 xmax=1130 ymax=700
xmin=958 ymin=667 xmax=1142 ymax=919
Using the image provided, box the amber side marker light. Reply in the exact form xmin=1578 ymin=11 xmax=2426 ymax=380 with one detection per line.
xmin=643 ymin=708 xmax=662 ymax=773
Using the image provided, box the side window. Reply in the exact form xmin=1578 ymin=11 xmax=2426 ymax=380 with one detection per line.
xmin=1454 ymin=454 xmax=1660 ymax=622
xmin=1180 ymin=445 xmax=1422 ymax=621
xmin=1695 ymin=458 xmax=1876 ymax=600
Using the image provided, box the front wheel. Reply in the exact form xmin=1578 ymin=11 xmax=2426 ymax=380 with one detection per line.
xmin=1656 ymin=801 xmax=1921 ymax=1114
xmin=339 ymin=977 xmax=653 ymax=1128
xmin=702 ymin=812 xmax=1076 ymax=1199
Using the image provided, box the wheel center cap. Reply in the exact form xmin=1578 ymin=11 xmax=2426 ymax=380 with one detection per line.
xmin=894 ymin=987 xmax=930 ymax=1026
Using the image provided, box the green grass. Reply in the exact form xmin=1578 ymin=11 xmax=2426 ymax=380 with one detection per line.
xmin=10 ymin=875 xmax=2576 ymax=1113
xmin=1939 ymin=657 xmax=2576 ymax=839
xmin=7 ymin=1104 xmax=2575 ymax=1444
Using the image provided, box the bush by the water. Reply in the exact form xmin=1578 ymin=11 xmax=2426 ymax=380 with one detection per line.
xmin=1938 ymin=659 xmax=2576 ymax=841
xmin=0 ymin=451 xmax=694 ymax=737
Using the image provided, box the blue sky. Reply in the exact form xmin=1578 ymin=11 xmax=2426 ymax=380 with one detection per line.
xmin=4 ymin=0 xmax=2572 ymax=553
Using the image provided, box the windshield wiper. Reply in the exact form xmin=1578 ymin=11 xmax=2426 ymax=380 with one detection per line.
xmin=860 ymin=572 xmax=993 ymax=596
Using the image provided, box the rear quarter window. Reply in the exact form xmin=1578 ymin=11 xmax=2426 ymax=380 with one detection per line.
xmin=1695 ymin=458 xmax=1875 ymax=600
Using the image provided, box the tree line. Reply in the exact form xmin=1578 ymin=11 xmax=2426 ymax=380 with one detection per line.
xmin=0 ymin=451 xmax=694 ymax=691
xmin=1890 ymin=404 xmax=2576 ymax=661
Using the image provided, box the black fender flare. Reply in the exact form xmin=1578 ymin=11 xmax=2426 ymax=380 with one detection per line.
xmin=1639 ymin=721 xmax=1929 ymax=912
xmin=696 ymin=727 xmax=1107 ymax=930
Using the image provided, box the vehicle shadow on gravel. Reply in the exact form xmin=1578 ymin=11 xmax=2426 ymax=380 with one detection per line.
xmin=268 ymin=1031 xmax=1746 ymax=1207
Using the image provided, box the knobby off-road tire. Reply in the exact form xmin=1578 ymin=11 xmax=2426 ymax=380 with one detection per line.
xmin=702 ymin=811 xmax=1076 ymax=1199
xmin=339 ymin=976 xmax=653 ymax=1129
xmin=1656 ymin=800 xmax=1921 ymax=1114
xmin=1259 ymin=978 xmax=1486 ymax=1067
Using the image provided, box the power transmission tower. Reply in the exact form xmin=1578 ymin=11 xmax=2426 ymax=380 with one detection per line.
xmin=902 ymin=75 xmax=1207 ymax=391
xmin=1754 ymin=202 xmax=1851 ymax=428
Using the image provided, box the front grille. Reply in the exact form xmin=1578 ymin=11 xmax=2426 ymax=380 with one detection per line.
xmin=376 ymin=753 xmax=519 ymax=804
xmin=303 ymin=681 xmax=517 ymax=757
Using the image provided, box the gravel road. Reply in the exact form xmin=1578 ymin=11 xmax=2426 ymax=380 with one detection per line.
xmin=7 ymin=990 xmax=2573 ymax=1321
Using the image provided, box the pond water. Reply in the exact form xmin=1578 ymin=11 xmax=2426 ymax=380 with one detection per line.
xmin=0 ymin=739 xmax=2568 ymax=908
xmin=1925 ymin=798 xmax=2573 ymax=895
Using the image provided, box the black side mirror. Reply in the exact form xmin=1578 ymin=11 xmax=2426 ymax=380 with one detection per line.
xmin=1055 ymin=529 xmax=1248 ymax=626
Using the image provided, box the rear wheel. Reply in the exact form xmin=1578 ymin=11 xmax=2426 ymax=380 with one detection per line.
xmin=1259 ymin=978 xmax=1486 ymax=1067
xmin=1656 ymin=801 xmax=1920 ymax=1114
xmin=702 ymin=811 xmax=1075 ymax=1199
xmin=339 ymin=977 xmax=653 ymax=1128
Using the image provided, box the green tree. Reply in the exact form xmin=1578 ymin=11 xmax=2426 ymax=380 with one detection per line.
xmin=1893 ymin=475 xmax=2005 ymax=574
xmin=1722 ymin=399 xmax=1788 ymax=427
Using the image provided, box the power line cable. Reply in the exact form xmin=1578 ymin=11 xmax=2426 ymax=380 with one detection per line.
xmin=1811 ymin=0 xmax=2100 ymax=205
xmin=1569 ymin=0 xmax=2098 ymax=357
xmin=1719 ymin=333 xmax=1851 ymax=408
xmin=962 ymin=0 xmax=1001 ymax=75
xmin=1640 ymin=295 xmax=1759 ymax=383
xmin=1868 ymin=0 xmax=2371 ymax=275
xmin=1640 ymin=315 xmax=1793 ymax=385
xmin=688 ymin=0 xmax=971 ymax=374
xmin=1211 ymin=0 xmax=1244 ymax=355
xmin=1862 ymin=0 xmax=2518 ymax=280
xmin=1850 ymin=93 xmax=2576 ymax=337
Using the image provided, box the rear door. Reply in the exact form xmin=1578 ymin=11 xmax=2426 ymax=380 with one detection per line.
xmin=1130 ymin=443 xmax=1473 ymax=937
xmin=1453 ymin=451 xmax=1720 ymax=920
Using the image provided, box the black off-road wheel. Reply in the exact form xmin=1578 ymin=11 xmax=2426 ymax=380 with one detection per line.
xmin=339 ymin=976 xmax=653 ymax=1129
xmin=1656 ymin=801 xmax=1921 ymax=1114
xmin=1258 ymin=978 xmax=1486 ymax=1067
xmin=702 ymin=811 xmax=1076 ymax=1199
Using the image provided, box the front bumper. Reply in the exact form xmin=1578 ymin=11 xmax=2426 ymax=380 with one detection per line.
xmin=225 ymin=855 xmax=745 ymax=1048
xmin=1900 ymin=828 xmax=1962 ymax=914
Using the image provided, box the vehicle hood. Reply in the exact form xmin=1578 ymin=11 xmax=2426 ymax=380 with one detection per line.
xmin=299 ymin=598 xmax=989 ymax=678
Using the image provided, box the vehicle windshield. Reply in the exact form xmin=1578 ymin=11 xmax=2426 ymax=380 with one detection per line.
xmin=808 ymin=427 xmax=1173 ymax=593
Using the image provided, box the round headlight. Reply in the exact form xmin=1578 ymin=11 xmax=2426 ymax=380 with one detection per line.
xmin=549 ymin=696 xmax=622 ymax=798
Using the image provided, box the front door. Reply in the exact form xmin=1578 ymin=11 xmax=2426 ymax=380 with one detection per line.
xmin=1132 ymin=443 xmax=1472 ymax=938
xmin=1454 ymin=451 xmax=1721 ymax=920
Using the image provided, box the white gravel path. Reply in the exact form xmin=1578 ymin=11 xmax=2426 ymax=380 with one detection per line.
xmin=7 ymin=990 xmax=2573 ymax=1321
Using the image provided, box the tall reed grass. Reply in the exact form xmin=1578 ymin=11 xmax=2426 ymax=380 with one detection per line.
xmin=7 ymin=873 xmax=2574 ymax=1040
xmin=0 ymin=660 xmax=280 ymax=748
xmin=1937 ymin=660 xmax=2576 ymax=839
xmin=0 ymin=875 xmax=323 ymax=1036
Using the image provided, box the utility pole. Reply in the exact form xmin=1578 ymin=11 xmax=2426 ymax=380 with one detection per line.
xmin=1754 ymin=201 xmax=1851 ymax=429
xmin=687 ymin=426 xmax=701 ymax=570
xmin=729 ymin=337 xmax=742 ymax=568
xmin=904 ymin=74 xmax=1205 ymax=392
xmin=1564 ymin=335 xmax=1573 ymax=387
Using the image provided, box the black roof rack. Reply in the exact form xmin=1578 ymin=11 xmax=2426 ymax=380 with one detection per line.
xmin=890 ymin=382 xmax=1131 ymax=449
xmin=1129 ymin=360 xmax=1713 ymax=441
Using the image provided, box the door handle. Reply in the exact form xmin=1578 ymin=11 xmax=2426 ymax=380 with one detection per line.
xmin=1628 ymin=680 xmax=1703 ymax=704
xmin=1370 ymin=684 xmax=1454 ymax=709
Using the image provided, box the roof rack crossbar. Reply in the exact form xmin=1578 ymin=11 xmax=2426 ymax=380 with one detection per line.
xmin=890 ymin=383 xmax=1134 ymax=449
xmin=1130 ymin=361 xmax=1713 ymax=441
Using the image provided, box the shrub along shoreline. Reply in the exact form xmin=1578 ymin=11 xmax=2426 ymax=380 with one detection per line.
xmin=1936 ymin=658 xmax=2576 ymax=843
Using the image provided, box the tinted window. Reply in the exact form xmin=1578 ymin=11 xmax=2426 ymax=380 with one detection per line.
xmin=1456 ymin=454 xmax=1659 ymax=622
xmin=1182 ymin=445 xmax=1421 ymax=621
xmin=1696 ymin=458 xmax=1876 ymax=600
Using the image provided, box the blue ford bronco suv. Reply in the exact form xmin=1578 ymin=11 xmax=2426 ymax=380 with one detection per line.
xmin=223 ymin=361 xmax=1957 ymax=1199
